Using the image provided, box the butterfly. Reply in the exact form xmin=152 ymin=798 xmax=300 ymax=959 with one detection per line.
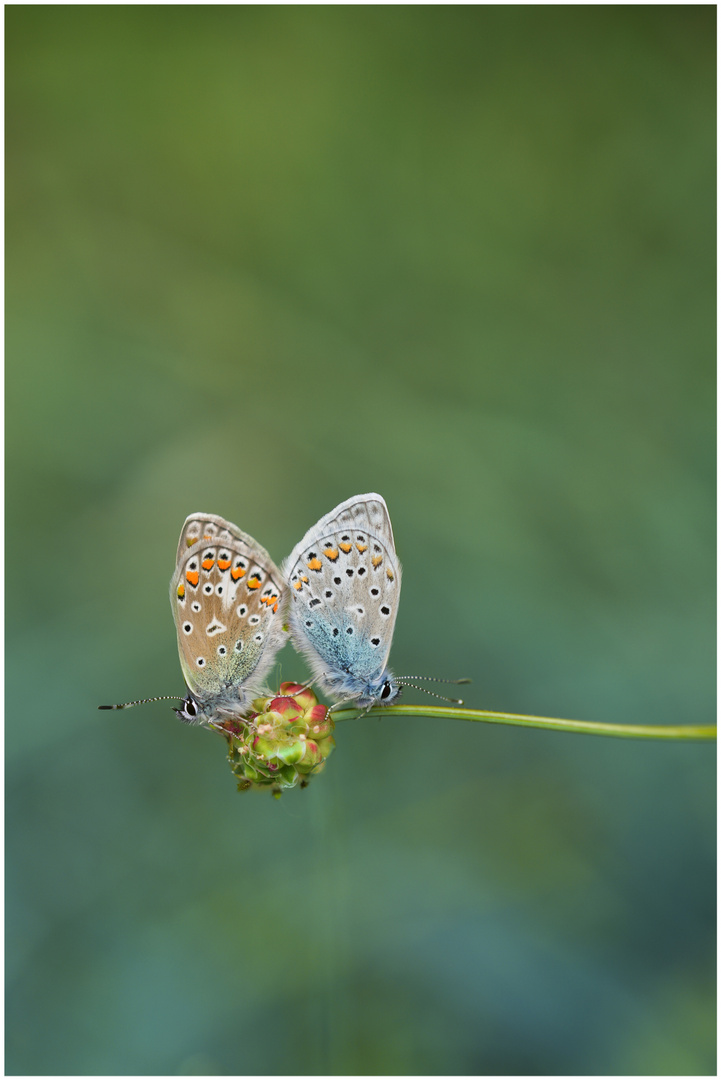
xmin=100 ymin=503 xmax=464 ymax=723
xmin=282 ymin=494 xmax=402 ymax=709
xmin=167 ymin=513 xmax=287 ymax=724
xmin=100 ymin=513 xmax=288 ymax=723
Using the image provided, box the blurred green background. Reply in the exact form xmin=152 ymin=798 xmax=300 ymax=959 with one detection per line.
xmin=6 ymin=6 xmax=715 ymax=1075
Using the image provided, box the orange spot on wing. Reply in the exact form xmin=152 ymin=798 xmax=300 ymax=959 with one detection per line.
xmin=218 ymin=559 xmax=231 ymax=570
xmin=356 ymin=543 xmax=368 ymax=553
xmin=323 ymin=547 xmax=339 ymax=560
xmin=247 ymin=576 xmax=261 ymax=589
xmin=307 ymin=558 xmax=322 ymax=571
xmin=386 ymin=568 xmax=394 ymax=581
xmin=301 ymin=575 xmax=309 ymax=583
xmin=371 ymin=555 xmax=383 ymax=567
xmin=186 ymin=536 xmax=197 ymax=547
xmin=272 ymin=601 xmax=278 ymax=613
xmin=186 ymin=570 xmax=199 ymax=586
xmin=339 ymin=542 xmax=352 ymax=553
xmin=177 ymin=584 xmax=185 ymax=599
xmin=294 ymin=581 xmax=303 ymax=591
xmin=202 ymin=558 xmax=215 ymax=571
xmin=231 ymin=566 xmax=246 ymax=580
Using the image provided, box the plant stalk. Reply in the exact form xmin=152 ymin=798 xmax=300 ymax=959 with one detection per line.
xmin=331 ymin=703 xmax=716 ymax=740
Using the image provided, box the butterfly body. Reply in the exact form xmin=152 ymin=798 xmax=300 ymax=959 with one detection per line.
xmin=170 ymin=513 xmax=287 ymax=724
xmin=282 ymin=494 xmax=401 ymax=709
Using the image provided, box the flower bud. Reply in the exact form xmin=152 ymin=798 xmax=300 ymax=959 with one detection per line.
xmin=219 ymin=684 xmax=335 ymax=796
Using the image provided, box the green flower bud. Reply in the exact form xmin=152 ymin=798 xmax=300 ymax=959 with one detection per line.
xmin=270 ymin=737 xmax=308 ymax=767
xmin=219 ymin=683 xmax=335 ymax=796
xmin=267 ymin=695 xmax=303 ymax=723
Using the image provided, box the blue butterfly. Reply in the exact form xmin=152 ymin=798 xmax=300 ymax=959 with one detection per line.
xmin=282 ymin=494 xmax=401 ymax=709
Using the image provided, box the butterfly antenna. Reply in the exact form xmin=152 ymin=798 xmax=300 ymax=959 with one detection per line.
xmin=395 ymin=675 xmax=471 ymax=685
xmin=98 ymin=695 xmax=185 ymax=711
xmin=396 ymin=683 xmax=465 ymax=705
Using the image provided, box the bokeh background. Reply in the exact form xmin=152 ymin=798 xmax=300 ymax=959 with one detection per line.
xmin=6 ymin=7 xmax=715 ymax=1075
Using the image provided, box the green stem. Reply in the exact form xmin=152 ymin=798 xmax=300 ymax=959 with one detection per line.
xmin=331 ymin=703 xmax=716 ymax=740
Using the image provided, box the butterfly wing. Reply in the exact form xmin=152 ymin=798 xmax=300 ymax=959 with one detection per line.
xmin=170 ymin=513 xmax=286 ymax=713
xmin=282 ymin=494 xmax=401 ymax=702
xmin=175 ymin=511 xmax=268 ymax=564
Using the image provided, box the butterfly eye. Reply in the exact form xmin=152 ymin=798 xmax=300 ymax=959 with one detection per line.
xmin=380 ymin=682 xmax=393 ymax=700
xmin=184 ymin=697 xmax=198 ymax=718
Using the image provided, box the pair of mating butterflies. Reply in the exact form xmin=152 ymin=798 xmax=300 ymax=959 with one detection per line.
xmin=169 ymin=493 xmax=404 ymax=726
